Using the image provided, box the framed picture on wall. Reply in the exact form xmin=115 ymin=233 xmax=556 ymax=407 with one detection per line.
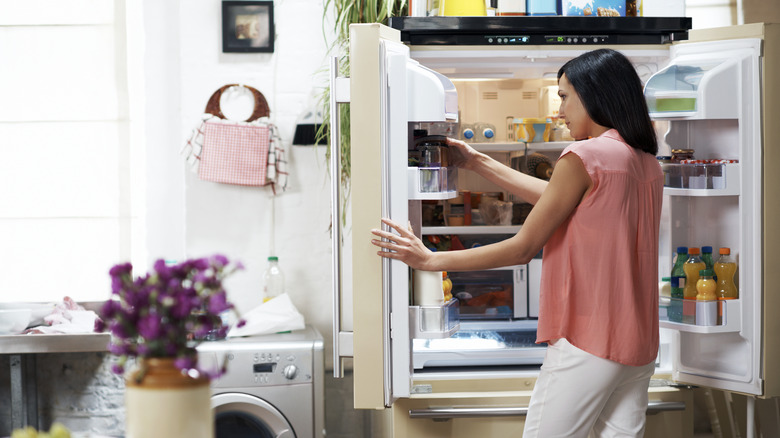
xmin=222 ymin=1 xmax=275 ymax=53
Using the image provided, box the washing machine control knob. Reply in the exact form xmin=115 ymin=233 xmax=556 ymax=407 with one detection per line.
xmin=283 ymin=364 xmax=298 ymax=380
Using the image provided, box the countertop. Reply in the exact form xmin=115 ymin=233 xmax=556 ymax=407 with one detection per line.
xmin=0 ymin=332 xmax=110 ymax=355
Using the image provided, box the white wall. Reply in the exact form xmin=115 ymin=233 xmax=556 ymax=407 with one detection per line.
xmin=138 ymin=0 xmax=733 ymax=375
xmin=143 ymin=0 xmax=336 ymax=354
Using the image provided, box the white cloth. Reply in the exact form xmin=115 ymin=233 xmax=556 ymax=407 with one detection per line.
xmin=227 ymin=293 xmax=304 ymax=337
xmin=522 ymin=338 xmax=655 ymax=438
xmin=24 ymin=297 xmax=100 ymax=334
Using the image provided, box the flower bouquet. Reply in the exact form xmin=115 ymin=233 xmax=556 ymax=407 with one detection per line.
xmin=97 ymin=254 xmax=245 ymax=378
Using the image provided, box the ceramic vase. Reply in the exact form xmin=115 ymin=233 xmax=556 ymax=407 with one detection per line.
xmin=125 ymin=357 xmax=213 ymax=438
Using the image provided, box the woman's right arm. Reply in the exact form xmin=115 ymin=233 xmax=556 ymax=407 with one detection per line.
xmin=447 ymin=138 xmax=548 ymax=205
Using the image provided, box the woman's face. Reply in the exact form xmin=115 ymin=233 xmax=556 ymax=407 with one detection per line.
xmin=558 ymin=74 xmax=599 ymax=141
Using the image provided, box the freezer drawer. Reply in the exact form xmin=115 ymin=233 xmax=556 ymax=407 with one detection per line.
xmin=448 ymin=265 xmax=527 ymax=320
xmin=390 ymin=384 xmax=692 ymax=438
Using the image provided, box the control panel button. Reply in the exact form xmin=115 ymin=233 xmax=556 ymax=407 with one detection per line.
xmin=283 ymin=364 xmax=299 ymax=380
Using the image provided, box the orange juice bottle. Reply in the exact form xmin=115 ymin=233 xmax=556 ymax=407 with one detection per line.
xmin=683 ymin=247 xmax=706 ymax=299
xmin=714 ymin=247 xmax=738 ymax=299
xmin=695 ymin=269 xmax=717 ymax=300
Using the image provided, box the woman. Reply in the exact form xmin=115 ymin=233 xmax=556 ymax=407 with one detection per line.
xmin=370 ymin=48 xmax=663 ymax=437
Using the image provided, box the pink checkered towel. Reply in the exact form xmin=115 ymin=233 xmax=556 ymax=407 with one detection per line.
xmin=197 ymin=120 xmax=271 ymax=186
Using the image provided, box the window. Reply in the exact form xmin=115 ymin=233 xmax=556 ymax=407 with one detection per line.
xmin=686 ymin=0 xmax=737 ymax=28
xmin=0 ymin=1 xmax=145 ymax=303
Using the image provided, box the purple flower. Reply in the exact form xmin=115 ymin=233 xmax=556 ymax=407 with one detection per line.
xmin=138 ymin=314 xmax=162 ymax=339
xmin=208 ymin=292 xmax=231 ymax=314
xmin=211 ymin=254 xmax=229 ymax=267
xmin=153 ymin=259 xmax=172 ymax=279
xmin=104 ymin=255 xmax=243 ymax=379
xmin=171 ymin=295 xmax=198 ymax=319
xmin=108 ymin=320 xmax=129 ymax=339
xmin=109 ymin=263 xmax=133 ymax=277
xmin=111 ymin=363 xmax=125 ymax=374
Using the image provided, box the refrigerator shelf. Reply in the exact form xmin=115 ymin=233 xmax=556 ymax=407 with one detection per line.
xmin=662 ymin=163 xmax=740 ymax=196
xmin=659 ymin=296 xmax=741 ymax=333
xmin=422 ymin=225 xmax=521 ymax=235
xmin=469 ymin=141 xmax=570 ymax=153
xmin=409 ymin=299 xmax=460 ymax=339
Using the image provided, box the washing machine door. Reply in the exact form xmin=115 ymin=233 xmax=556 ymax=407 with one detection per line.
xmin=212 ymin=393 xmax=295 ymax=438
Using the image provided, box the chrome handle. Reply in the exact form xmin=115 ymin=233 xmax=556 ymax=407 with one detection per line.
xmin=408 ymin=401 xmax=685 ymax=420
xmin=330 ymin=56 xmax=343 ymax=379
xmin=331 ymin=56 xmax=351 ymax=378
xmin=409 ymin=407 xmax=529 ymax=419
xmin=645 ymin=400 xmax=687 ymax=415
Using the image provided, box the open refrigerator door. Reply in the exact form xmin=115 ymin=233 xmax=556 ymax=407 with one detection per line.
xmin=647 ymin=36 xmax=764 ymax=396
xmin=332 ymin=23 xmax=460 ymax=409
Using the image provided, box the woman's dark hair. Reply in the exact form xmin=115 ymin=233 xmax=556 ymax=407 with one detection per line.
xmin=558 ymin=49 xmax=657 ymax=155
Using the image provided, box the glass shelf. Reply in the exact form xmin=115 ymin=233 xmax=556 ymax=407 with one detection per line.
xmin=469 ymin=141 xmax=570 ymax=153
xmin=422 ymin=225 xmax=521 ymax=235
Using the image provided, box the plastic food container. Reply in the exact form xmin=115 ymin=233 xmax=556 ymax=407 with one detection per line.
xmin=514 ymin=118 xmax=552 ymax=142
xmin=653 ymin=90 xmax=697 ymax=113
xmin=661 ymin=160 xmax=737 ymax=189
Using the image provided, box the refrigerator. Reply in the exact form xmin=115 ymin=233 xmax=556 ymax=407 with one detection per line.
xmin=329 ymin=17 xmax=780 ymax=433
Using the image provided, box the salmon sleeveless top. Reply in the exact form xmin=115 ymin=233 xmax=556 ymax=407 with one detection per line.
xmin=536 ymin=129 xmax=663 ymax=366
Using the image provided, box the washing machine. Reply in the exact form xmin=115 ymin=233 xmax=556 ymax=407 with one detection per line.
xmin=196 ymin=325 xmax=324 ymax=438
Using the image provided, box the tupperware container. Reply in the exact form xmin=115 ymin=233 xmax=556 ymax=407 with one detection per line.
xmin=651 ymin=90 xmax=698 ymax=113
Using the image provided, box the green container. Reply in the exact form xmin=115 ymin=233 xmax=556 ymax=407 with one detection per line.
xmin=654 ymin=91 xmax=697 ymax=112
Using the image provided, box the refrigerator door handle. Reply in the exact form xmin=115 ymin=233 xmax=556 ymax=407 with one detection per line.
xmin=331 ymin=55 xmax=352 ymax=378
xmin=408 ymin=401 xmax=685 ymax=419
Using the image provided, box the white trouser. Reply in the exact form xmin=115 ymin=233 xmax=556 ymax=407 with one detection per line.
xmin=522 ymin=338 xmax=655 ymax=438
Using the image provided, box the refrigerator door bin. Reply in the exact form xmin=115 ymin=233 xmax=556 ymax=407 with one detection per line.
xmin=659 ymin=296 xmax=741 ymax=333
xmin=662 ymin=162 xmax=739 ymax=194
xmin=408 ymin=166 xmax=458 ymax=199
xmin=645 ymin=52 xmax=745 ymax=120
xmin=409 ymin=299 xmax=460 ymax=338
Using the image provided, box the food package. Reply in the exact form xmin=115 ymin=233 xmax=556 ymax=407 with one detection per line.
xmin=479 ymin=197 xmax=513 ymax=226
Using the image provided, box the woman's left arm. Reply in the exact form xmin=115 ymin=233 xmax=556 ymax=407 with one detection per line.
xmin=371 ymin=153 xmax=592 ymax=271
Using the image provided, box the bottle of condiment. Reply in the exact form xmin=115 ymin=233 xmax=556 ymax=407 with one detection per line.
xmin=695 ymin=269 xmax=718 ymax=326
xmin=671 ymin=149 xmax=695 ymax=162
xmin=670 ymin=246 xmax=688 ymax=300
xmin=695 ymin=269 xmax=716 ymax=301
xmin=683 ymin=248 xmax=706 ymax=299
xmin=263 ymin=256 xmax=285 ymax=302
xmin=442 ymin=271 xmax=453 ymax=302
xmin=659 ymin=276 xmax=671 ymax=297
xmin=714 ymin=247 xmax=738 ymax=300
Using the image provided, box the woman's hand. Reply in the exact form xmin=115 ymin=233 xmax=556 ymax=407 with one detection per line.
xmin=446 ymin=137 xmax=482 ymax=171
xmin=370 ymin=218 xmax=434 ymax=270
